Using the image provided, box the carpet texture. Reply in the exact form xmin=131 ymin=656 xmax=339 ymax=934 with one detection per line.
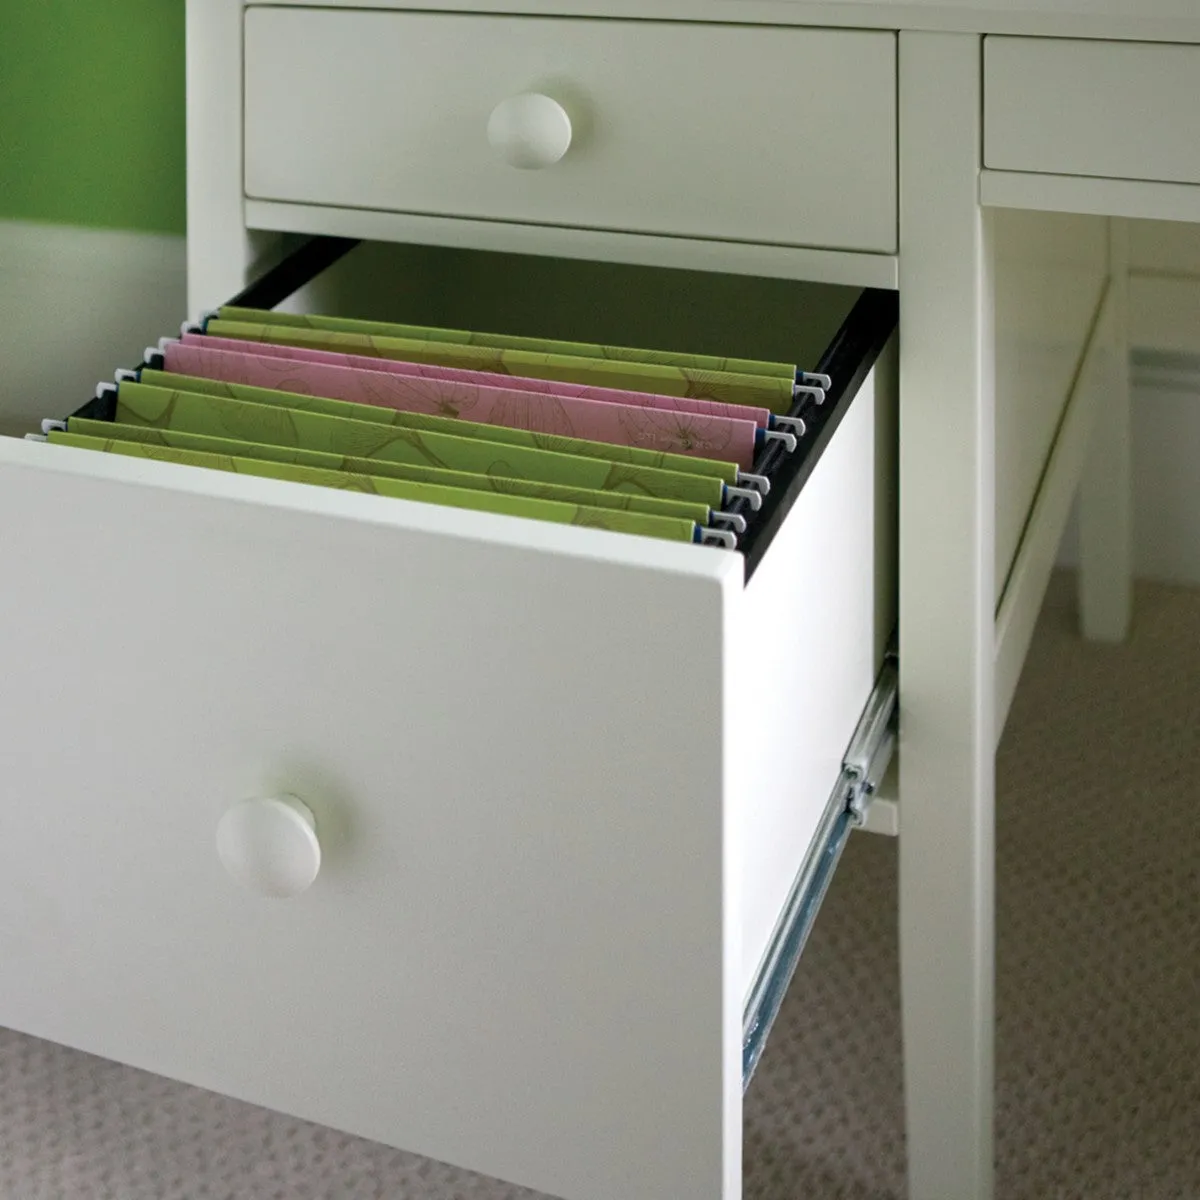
xmin=1 ymin=574 xmax=1196 ymax=1199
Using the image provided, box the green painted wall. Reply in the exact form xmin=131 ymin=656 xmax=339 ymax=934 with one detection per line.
xmin=0 ymin=3 xmax=185 ymax=234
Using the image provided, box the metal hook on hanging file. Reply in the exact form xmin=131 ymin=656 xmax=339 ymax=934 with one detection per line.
xmin=114 ymin=368 xmax=138 ymax=385
xmin=800 ymin=371 xmax=832 ymax=390
xmin=699 ymin=528 xmax=738 ymax=549
xmin=739 ymin=472 xmax=771 ymax=497
xmin=793 ymin=382 xmax=827 ymax=404
xmin=710 ymin=511 xmax=748 ymax=534
xmin=724 ymin=485 xmax=763 ymax=512
xmin=40 ymin=419 xmax=67 ymax=435
xmin=773 ymin=414 xmax=807 ymax=437
xmin=761 ymin=429 xmax=797 ymax=453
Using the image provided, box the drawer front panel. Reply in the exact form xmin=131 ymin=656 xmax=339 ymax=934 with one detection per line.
xmin=985 ymin=36 xmax=1200 ymax=185
xmin=244 ymin=9 xmax=898 ymax=253
xmin=0 ymin=440 xmax=739 ymax=1200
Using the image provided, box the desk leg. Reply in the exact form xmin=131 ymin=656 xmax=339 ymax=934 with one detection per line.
xmin=1078 ymin=219 xmax=1134 ymax=642
xmin=898 ymin=33 xmax=996 ymax=1200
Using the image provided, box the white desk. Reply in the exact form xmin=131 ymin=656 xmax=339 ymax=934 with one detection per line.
xmin=194 ymin=2 xmax=1154 ymax=1180
xmin=5 ymin=3 xmax=1196 ymax=1199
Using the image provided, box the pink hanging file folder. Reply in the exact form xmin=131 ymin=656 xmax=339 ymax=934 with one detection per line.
xmin=164 ymin=341 xmax=760 ymax=467
xmin=181 ymin=333 xmax=772 ymax=428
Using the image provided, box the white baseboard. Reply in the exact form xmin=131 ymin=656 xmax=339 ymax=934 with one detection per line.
xmin=0 ymin=220 xmax=186 ymax=436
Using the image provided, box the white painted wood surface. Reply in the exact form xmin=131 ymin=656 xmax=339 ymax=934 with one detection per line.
xmin=1078 ymin=221 xmax=1134 ymax=641
xmin=244 ymin=0 xmax=1200 ymax=43
xmin=991 ymin=210 xmax=1108 ymax=604
xmin=995 ymin=281 xmax=1115 ymax=732
xmin=186 ymin=0 xmax=280 ymax=316
xmin=981 ymin=170 xmax=1200 ymax=225
xmin=244 ymin=201 xmax=899 ymax=290
xmin=739 ymin=368 xmax=896 ymax=989
xmin=243 ymin=9 xmax=898 ymax=254
xmin=985 ymin=37 xmax=1200 ymax=186
xmin=897 ymin=32 xmax=996 ymax=1200
xmin=0 ymin=434 xmax=744 ymax=1200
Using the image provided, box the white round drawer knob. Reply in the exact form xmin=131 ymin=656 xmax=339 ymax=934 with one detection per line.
xmin=216 ymin=795 xmax=321 ymax=899
xmin=487 ymin=93 xmax=573 ymax=169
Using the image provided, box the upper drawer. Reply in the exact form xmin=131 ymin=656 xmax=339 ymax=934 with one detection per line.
xmin=985 ymin=36 xmax=1200 ymax=185
xmin=243 ymin=9 xmax=897 ymax=254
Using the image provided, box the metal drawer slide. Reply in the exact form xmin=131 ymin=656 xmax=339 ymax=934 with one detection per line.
xmin=742 ymin=652 xmax=898 ymax=1088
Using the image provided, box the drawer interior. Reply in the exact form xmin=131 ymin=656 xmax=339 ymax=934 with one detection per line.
xmin=41 ymin=237 xmax=894 ymax=576
xmin=282 ymin=241 xmax=896 ymax=573
xmin=276 ymin=239 xmax=863 ymax=366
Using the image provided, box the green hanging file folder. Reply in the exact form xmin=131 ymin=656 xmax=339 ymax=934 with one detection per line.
xmin=49 ymin=432 xmax=699 ymax=543
xmin=66 ymin=418 xmax=711 ymax=525
xmin=112 ymin=384 xmax=728 ymax=507
xmin=216 ymin=305 xmax=798 ymax=380
xmin=203 ymin=319 xmax=797 ymax=413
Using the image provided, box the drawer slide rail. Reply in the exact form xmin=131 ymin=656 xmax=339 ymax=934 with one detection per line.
xmin=741 ymin=652 xmax=897 ymax=1089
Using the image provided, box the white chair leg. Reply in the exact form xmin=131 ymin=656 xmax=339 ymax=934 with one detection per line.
xmin=898 ymin=32 xmax=996 ymax=1200
xmin=1078 ymin=218 xmax=1134 ymax=643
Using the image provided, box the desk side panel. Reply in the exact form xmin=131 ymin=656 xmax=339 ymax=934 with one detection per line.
xmin=994 ymin=209 xmax=1108 ymax=603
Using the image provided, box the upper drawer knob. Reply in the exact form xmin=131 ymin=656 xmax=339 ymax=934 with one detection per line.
xmin=487 ymin=93 xmax=573 ymax=169
xmin=216 ymin=794 xmax=321 ymax=899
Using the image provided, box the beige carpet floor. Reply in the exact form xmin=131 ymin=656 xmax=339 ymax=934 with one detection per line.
xmin=1 ymin=573 xmax=1196 ymax=1199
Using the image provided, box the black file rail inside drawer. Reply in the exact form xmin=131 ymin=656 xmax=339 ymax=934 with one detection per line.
xmin=736 ymin=286 xmax=898 ymax=580
xmin=69 ymin=236 xmax=897 ymax=578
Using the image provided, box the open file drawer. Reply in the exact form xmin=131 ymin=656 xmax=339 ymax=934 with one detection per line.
xmin=0 ymin=239 xmax=897 ymax=1200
